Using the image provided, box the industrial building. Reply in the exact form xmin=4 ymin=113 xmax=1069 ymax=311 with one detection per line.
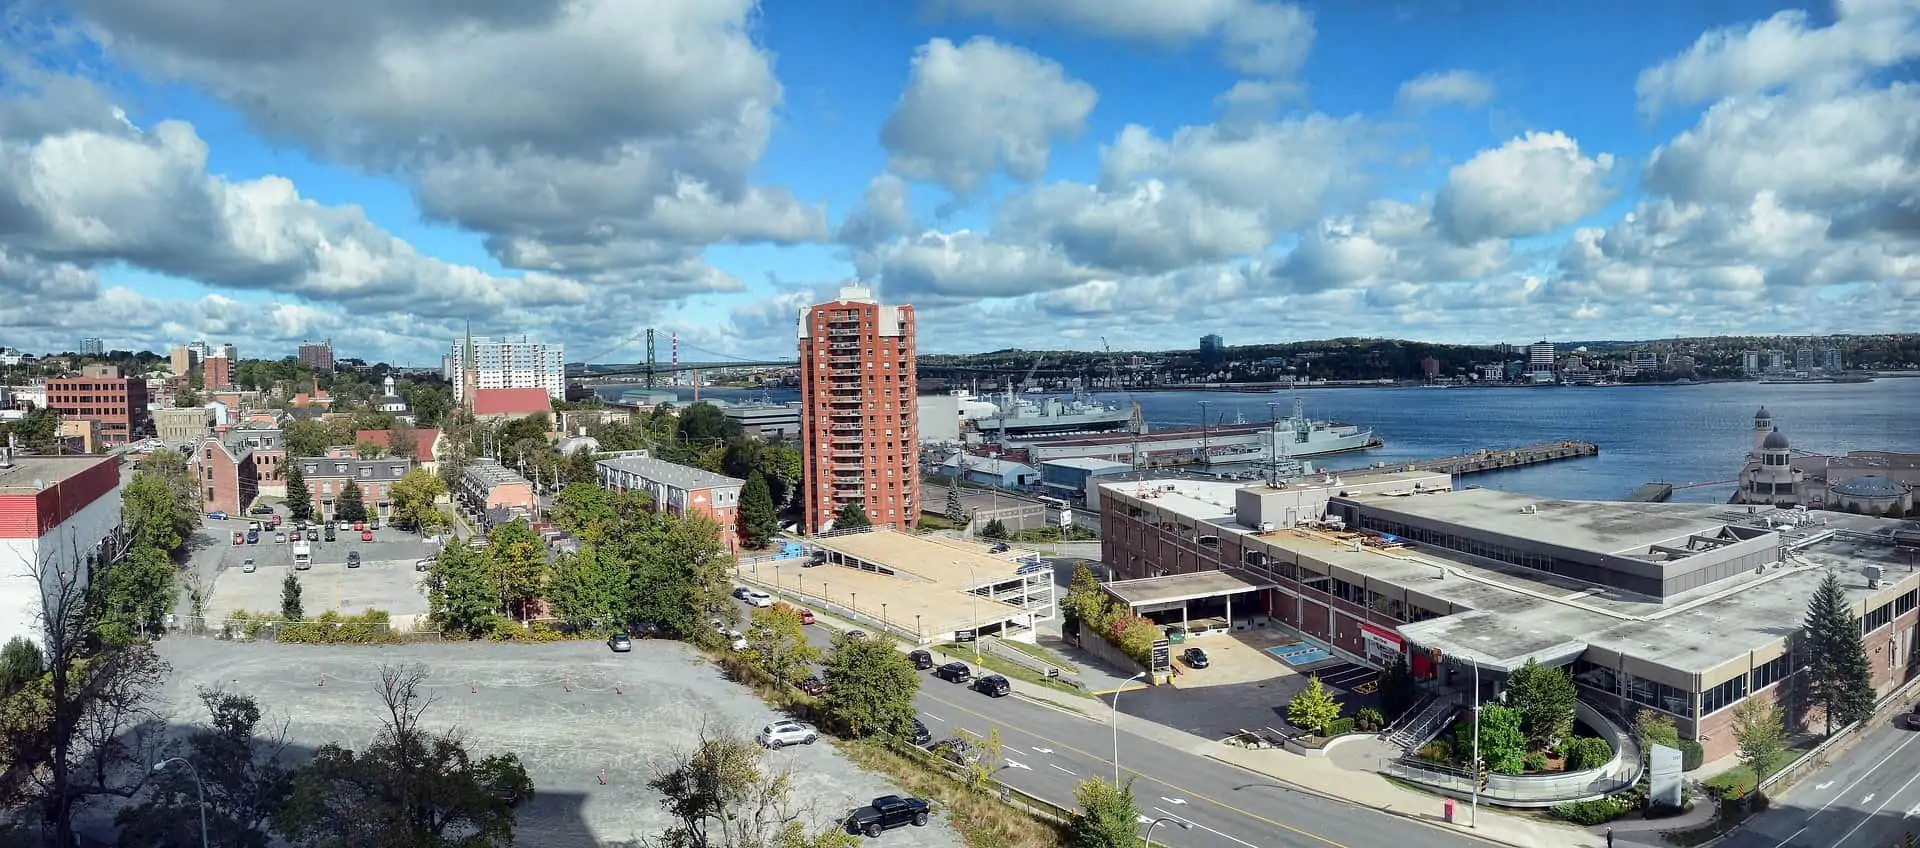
xmin=797 ymin=285 xmax=919 ymax=534
xmin=0 ymin=452 xmax=124 ymax=649
xmin=1097 ymin=472 xmax=1920 ymax=761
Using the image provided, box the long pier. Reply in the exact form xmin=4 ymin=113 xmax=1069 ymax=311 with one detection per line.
xmin=1341 ymin=441 xmax=1600 ymax=477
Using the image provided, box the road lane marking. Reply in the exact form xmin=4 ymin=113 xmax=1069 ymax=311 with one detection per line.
xmin=1156 ymin=806 xmax=1260 ymax=848
xmin=920 ymin=689 xmax=1353 ymax=848
xmin=1050 ymin=763 xmax=1076 ymax=775
xmin=924 ymin=714 xmax=947 ymax=722
xmin=1773 ymin=728 xmax=1920 ymax=848
xmin=1162 ymin=797 xmax=1189 ymax=805
xmin=1863 ymin=794 xmax=1876 ymax=805
xmin=1828 ymin=768 xmax=1920 ymax=848
xmin=1005 ymin=759 xmax=1031 ymax=770
xmin=1031 ymin=746 xmax=1054 ymax=754
xmin=1815 ymin=781 xmax=1834 ymax=790
xmin=1906 ymin=803 xmax=1920 ymax=818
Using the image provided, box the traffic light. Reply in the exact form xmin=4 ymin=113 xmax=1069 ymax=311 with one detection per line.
xmin=1904 ymin=829 xmax=1913 ymax=848
xmin=1477 ymin=765 xmax=1488 ymax=793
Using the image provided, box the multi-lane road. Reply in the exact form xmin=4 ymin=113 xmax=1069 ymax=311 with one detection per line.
xmin=757 ymin=601 xmax=1487 ymax=848
xmin=1724 ymin=716 xmax=1920 ymax=848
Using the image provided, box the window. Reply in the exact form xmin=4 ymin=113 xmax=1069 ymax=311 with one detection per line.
xmin=1863 ymin=600 xmax=1894 ymax=634
xmin=1699 ymin=674 xmax=1748 ymax=716
xmin=1752 ymin=653 xmax=1794 ymax=691
xmin=1622 ymin=671 xmax=1691 ymax=717
xmin=1897 ymin=590 xmax=1917 ymax=617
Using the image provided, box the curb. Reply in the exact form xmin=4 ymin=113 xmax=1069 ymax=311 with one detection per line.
xmin=1202 ymin=752 xmax=1551 ymax=848
xmin=1011 ymin=691 xmax=1101 ymax=722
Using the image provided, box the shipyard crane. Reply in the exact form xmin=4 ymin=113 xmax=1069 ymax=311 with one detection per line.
xmin=1018 ymin=354 xmax=1047 ymax=392
xmin=1103 ymin=337 xmax=1148 ymax=477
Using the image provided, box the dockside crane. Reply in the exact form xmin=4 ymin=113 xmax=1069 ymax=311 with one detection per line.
xmin=1103 ymin=336 xmax=1148 ymax=477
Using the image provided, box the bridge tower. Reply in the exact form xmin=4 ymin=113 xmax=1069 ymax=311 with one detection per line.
xmin=645 ymin=328 xmax=657 ymax=389
xmin=671 ymin=331 xmax=679 ymax=387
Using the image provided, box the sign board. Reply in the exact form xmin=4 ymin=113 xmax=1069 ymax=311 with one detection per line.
xmin=955 ymin=629 xmax=977 ymax=643
xmin=1360 ymin=623 xmax=1405 ymax=666
xmin=1059 ymin=507 xmax=1074 ymax=529
xmin=1150 ymin=638 xmax=1171 ymax=671
xmin=1648 ymin=744 xmax=1683 ymax=808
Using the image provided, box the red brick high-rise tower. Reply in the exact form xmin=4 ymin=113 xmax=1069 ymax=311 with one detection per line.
xmin=798 ymin=285 xmax=917 ymax=534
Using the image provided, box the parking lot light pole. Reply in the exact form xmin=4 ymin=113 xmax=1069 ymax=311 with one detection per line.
xmin=1113 ymin=671 xmax=1147 ymax=783
xmin=1144 ymin=816 xmax=1190 ymax=847
xmin=153 ymin=757 xmax=207 ymax=848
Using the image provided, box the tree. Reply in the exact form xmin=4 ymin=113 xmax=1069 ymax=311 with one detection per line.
xmin=1732 ymin=696 xmax=1788 ymax=778
xmin=624 ymin=513 xmax=735 ymax=642
xmin=1062 ymin=561 xmax=1114 ymax=639
xmin=116 ymin=688 xmax=292 ymax=847
xmin=282 ymin=572 xmax=305 ymax=622
xmin=1805 ymin=571 xmax=1876 ymax=732
xmin=425 ymin=540 xmax=497 ymax=638
xmin=1378 ymin=654 xmax=1418 ymax=722
xmin=1285 ymin=675 xmax=1342 ymax=736
xmin=387 ymin=424 xmax=420 ymax=461
xmin=550 ymin=482 xmax=618 ymax=544
xmin=390 ymin=468 xmax=446 ymax=531
xmin=1633 ymin=709 xmax=1680 ymax=755
xmin=944 ymin=486 xmax=964 ymax=525
xmin=282 ymin=419 xmax=335 ymax=460
xmin=676 ymin=402 xmax=738 ymax=446
xmin=1068 ymin=777 xmax=1142 ymax=848
xmin=743 ymin=604 xmax=822 ymax=686
xmin=980 ymin=518 xmax=1008 ymax=540
xmin=284 ymin=461 xmax=314 ymax=523
xmin=336 ymin=480 xmax=367 ymax=523
xmin=0 ymin=637 xmax=44 ymax=698
xmin=93 ymin=545 xmax=176 ymax=645
xmin=951 ymin=727 xmax=1005 ymax=790
xmin=484 ymin=520 xmax=550 ymax=622
xmin=818 ymin=633 xmax=919 ymax=739
xmin=739 ymin=471 xmax=777 ymax=550
xmin=123 ymin=456 xmax=198 ymax=553
xmin=1505 ymin=659 xmax=1576 ymax=751
xmin=354 ymin=440 xmax=386 ymax=459
xmin=834 ymin=500 xmax=871 ymax=530
xmin=645 ymin=721 xmax=857 ymax=848
xmin=545 ymin=545 xmax=625 ymax=631
xmin=1473 ymin=704 xmax=1528 ymax=775
xmin=273 ymin=665 xmax=532 ymax=846
xmin=758 ymin=444 xmax=803 ymax=510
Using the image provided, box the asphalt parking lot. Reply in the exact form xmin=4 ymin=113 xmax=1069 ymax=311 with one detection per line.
xmin=192 ymin=512 xmax=439 ymax=624
xmin=1111 ymin=632 xmax=1384 ymax=741
xmin=151 ymin=638 xmax=965 ymax=848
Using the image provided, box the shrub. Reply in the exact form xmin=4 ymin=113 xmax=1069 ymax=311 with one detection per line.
xmin=1550 ymin=795 xmax=1633 ymax=825
xmin=1355 ymin=707 xmax=1385 ymax=732
xmin=484 ymin=616 xmax=568 ymax=643
xmin=1678 ymin=739 xmax=1704 ymax=771
xmin=1108 ymin=614 xmax=1162 ymax=666
xmin=277 ymin=609 xmax=402 ymax=645
xmin=1523 ymin=751 xmax=1549 ymax=772
xmin=1324 ymin=717 xmax=1356 ymax=738
xmin=1558 ymin=736 xmax=1614 ymax=771
xmin=1414 ymin=741 xmax=1452 ymax=764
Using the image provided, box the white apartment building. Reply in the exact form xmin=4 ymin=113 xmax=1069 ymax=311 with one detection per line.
xmin=448 ymin=336 xmax=567 ymax=402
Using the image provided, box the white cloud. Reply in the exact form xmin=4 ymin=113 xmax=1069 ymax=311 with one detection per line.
xmin=1098 ymin=114 xmax=1375 ymax=229
xmin=1635 ymin=0 xmax=1920 ymax=116
xmin=879 ymin=37 xmax=1098 ymax=195
xmin=1395 ymin=70 xmax=1496 ymax=110
xmin=932 ymin=0 xmax=1315 ymax=79
xmin=1432 ymin=131 xmax=1616 ymax=245
xmin=997 ymin=180 xmax=1273 ymax=274
xmin=836 ymin=174 xmax=917 ymax=247
xmin=857 ymin=230 xmax=1097 ymax=300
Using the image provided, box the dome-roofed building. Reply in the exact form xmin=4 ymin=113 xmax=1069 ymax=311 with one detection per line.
xmin=1829 ymin=474 xmax=1913 ymax=517
xmin=1751 ymin=406 xmax=1773 ymax=452
xmin=1737 ymin=423 xmax=1806 ymax=506
xmin=1762 ymin=428 xmax=1791 ymax=451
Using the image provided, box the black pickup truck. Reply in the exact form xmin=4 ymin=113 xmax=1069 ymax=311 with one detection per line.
xmin=847 ymin=795 xmax=931 ymax=837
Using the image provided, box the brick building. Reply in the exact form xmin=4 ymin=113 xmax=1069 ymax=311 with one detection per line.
xmin=298 ymin=341 xmax=334 ymax=373
xmin=194 ymin=435 xmax=259 ymax=517
xmin=797 ymin=285 xmax=918 ymax=533
xmin=294 ymin=456 xmax=414 ymax=522
xmin=457 ymin=459 xmax=537 ymax=530
xmin=45 ymin=371 xmax=151 ymax=447
xmin=596 ymin=455 xmax=745 ymax=552
xmin=154 ymin=406 xmax=213 ymax=447
xmin=0 ymin=452 xmax=124 ymax=648
xmin=202 ymin=354 xmax=233 ymax=391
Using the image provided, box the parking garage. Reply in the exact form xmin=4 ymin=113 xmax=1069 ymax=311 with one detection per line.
xmin=1100 ymin=570 xmax=1277 ymax=636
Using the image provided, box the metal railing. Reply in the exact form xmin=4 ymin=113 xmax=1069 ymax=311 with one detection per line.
xmin=1379 ymin=700 xmax=1641 ymax=807
xmin=982 ymin=635 xmax=1084 ymax=688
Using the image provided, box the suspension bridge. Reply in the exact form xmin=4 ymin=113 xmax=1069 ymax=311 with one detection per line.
xmin=569 ymin=328 xmax=797 ymax=388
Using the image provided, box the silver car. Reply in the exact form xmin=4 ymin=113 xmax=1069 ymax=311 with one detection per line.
xmin=756 ymin=720 xmax=819 ymax=749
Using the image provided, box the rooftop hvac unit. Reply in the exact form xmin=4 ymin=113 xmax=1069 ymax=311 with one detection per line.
xmin=1162 ymin=484 xmax=1177 ymax=492
xmin=1259 ymin=522 xmax=1275 ymax=533
xmin=1519 ymin=504 xmax=1537 ymax=514
xmin=1865 ymin=565 xmax=1884 ymax=589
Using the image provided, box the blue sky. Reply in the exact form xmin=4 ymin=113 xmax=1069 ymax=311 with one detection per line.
xmin=1 ymin=0 xmax=1913 ymax=364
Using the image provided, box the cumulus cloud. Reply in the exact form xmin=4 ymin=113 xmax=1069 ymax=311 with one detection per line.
xmin=857 ymin=230 xmax=1097 ymax=301
xmin=932 ymin=0 xmax=1315 ymax=79
xmin=1098 ymin=115 xmax=1375 ymax=229
xmin=1635 ymin=0 xmax=1920 ymax=116
xmin=879 ymin=37 xmax=1098 ymax=195
xmin=1395 ymin=70 xmax=1496 ymax=110
xmin=836 ymin=174 xmax=917 ymax=247
xmin=997 ymin=180 xmax=1272 ymax=274
xmin=1432 ymin=131 xmax=1616 ymax=245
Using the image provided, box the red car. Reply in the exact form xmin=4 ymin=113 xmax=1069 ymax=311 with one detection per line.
xmin=798 ymin=608 xmax=816 ymax=625
xmin=232 ymin=532 xmax=245 ymax=546
xmin=354 ymin=521 xmax=366 ymax=531
xmin=361 ymin=530 xmax=374 ymax=542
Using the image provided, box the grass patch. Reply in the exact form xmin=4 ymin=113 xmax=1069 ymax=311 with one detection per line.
xmin=917 ymin=515 xmax=963 ymax=531
xmin=992 ymin=639 xmax=1080 ymax=674
xmin=940 ymin=643 xmax=1095 ymax=700
xmin=836 ymin=739 xmax=1068 ymax=848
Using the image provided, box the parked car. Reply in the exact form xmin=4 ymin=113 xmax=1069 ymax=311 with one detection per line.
xmin=245 ymin=531 xmax=259 ymax=545
xmin=346 ymin=551 xmax=361 ymax=568
xmin=971 ymin=674 xmax=1011 ymax=697
xmin=361 ymin=530 xmax=374 ymax=542
xmin=208 ymin=511 xmax=228 ymax=521
xmin=368 ymin=519 xmax=380 ymax=530
xmin=732 ymin=587 xmax=753 ymax=600
xmin=988 ymin=543 xmax=1010 ymax=554
xmin=728 ymin=630 xmax=748 ymax=651
xmin=353 ymin=521 xmax=365 ymax=531
xmin=608 ymin=634 xmax=632 ymax=653
xmin=907 ymin=649 xmax=934 ymax=670
xmin=249 ymin=504 xmax=273 ymax=516
xmin=797 ymin=676 xmax=825 ymax=696
xmin=1182 ymin=647 xmax=1210 ymax=669
xmin=1908 ymin=701 xmax=1920 ymax=730
xmin=846 ymin=795 xmax=931 ymax=837
xmin=757 ymin=720 xmax=819 ymax=749
xmin=324 ymin=526 xmax=336 ymax=542
xmin=268 ymin=515 xmax=283 ymax=528
xmin=242 ymin=557 xmax=256 ymax=573
xmin=745 ymin=590 xmax=774 ymax=608
xmin=306 ymin=529 xmax=319 ymax=541
xmin=908 ymin=718 xmax=932 ymax=747
xmin=844 ymin=630 xmax=868 ymax=641
xmin=934 ymin=662 xmax=972 ymax=684
xmin=932 ymin=738 xmax=980 ymax=767
xmin=1163 ymin=625 xmax=1187 ymax=643
xmin=232 ymin=532 xmax=245 ymax=546
xmin=338 ymin=521 xmax=351 ymax=531
xmin=797 ymin=608 xmax=816 ymax=625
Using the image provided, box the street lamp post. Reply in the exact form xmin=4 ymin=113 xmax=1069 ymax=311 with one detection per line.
xmin=1470 ymin=658 xmax=1481 ymax=828
xmin=882 ymin=602 xmax=888 ymax=632
xmin=959 ymin=560 xmax=981 ymax=663
xmin=1144 ymin=816 xmax=1191 ymax=847
xmin=153 ymin=757 xmax=208 ymax=848
xmin=1112 ymin=670 xmax=1147 ymax=783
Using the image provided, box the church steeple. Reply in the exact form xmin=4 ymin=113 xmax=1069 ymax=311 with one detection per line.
xmin=461 ymin=321 xmax=478 ymax=412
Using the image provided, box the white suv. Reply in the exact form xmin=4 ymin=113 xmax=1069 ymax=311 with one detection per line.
xmin=745 ymin=590 xmax=774 ymax=608
xmin=757 ymin=720 xmax=819 ymax=749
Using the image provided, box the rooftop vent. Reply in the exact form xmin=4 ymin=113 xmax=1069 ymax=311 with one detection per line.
xmin=1519 ymin=504 xmax=1538 ymax=514
xmin=1865 ymin=564 xmax=1885 ymax=589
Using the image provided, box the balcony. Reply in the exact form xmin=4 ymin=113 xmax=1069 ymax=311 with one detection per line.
xmin=829 ymin=356 xmax=862 ymax=365
xmin=831 ymin=450 xmax=863 ymax=459
xmin=829 ymin=341 xmax=861 ymax=351
xmin=827 ymin=326 xmax=861 ymax=337
xmin=832 ymin=478 xmax=865 ymax=489
xmin=829 ymin=425 xmax=863 ymax=434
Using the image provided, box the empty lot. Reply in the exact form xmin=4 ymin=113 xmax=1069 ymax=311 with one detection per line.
xmin=192 ymin=518 xmax=438 ymax=624
xmin=153 ymin=638 xmax=966 ymax=848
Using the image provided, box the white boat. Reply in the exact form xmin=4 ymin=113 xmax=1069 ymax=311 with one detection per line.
xmin=1203 ymin=396 xmax=1378 ymax=466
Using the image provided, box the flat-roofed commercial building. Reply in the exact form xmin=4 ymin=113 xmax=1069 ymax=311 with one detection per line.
xmin=45 ymin=372 xmax=150 ymax=447
xmin=0 ymin=452 xmax=124 ymax=649
xmin=1099 ymin=473 xmax=1920 ymax=761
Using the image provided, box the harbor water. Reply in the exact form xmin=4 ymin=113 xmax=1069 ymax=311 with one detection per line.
xmin=603 ymin=380 xmax=1920 ymax=505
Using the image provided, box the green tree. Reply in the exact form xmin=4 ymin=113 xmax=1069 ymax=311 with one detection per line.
xmin=819 ymin=633 xmax=919 ymax=738
xmin=389 ymin=468 xmax=446 ymax=531
xmin=284 ymin=461 xmax=314 ymax=522
xmin=123 ymin=455 xmax=198 ymax=553
xmin=426 ymin=540 xmax=497 ymax=638
xmin=646 ymin=722 xmax=859 ymax=848
xmin=759 ymin=444 xmax=803 ymax=510
xmin=1505 ymin=659 xmax=1577 ymax=751
xmin=336 ymin=480 xmax=367 ymax=523
xmin=273 ymin=665 xmax=532 ymax=846
xmin=93 ymin=544 xmax=176 ymax=645
xmin=116 ymin=688 xmax=291 ymax=848
xmin=484 ymin=520 xmax=550 ymax=622
xmin=281 ymin=572 xmax=305 ymax=622
xmin=1474 ymin=704 xmax=1528 ymax=775
xmin=1068 ymin=777 xmax=1143 ymax=848
xmin=282 ymin=419 xmax=335 ymax=459
xmin=743 ymin=604 xmax=822 ymax=686
xmin=739 ymin=471 xmax=777 ymax=550
xmin=835 ymin=500 xmax=871 ymax=530
xmin=945 ymin=486 xmax=965 ymax=525
xmin=560 ymin=446 xmax=598 ymax=486
xmin=624 ymin=514 xmax=734 ymax=642
xmin=0 ymin=636 xmax=45 ymax=698
xmin=545 ymin=545 xmax=625 ymax=630
xmin=675 ymin=402 xmax=738 ymax=445
xmin=1062 ymin=561 xmax=1111 ymax=634
xmin=1285 ymin=675 xmax=1342 ymax=736
xmin=1378 ymin=654 xmax=1418 ymax=721
xmin=1633 ymin=709 xmax=1680 ymax=757
xmin=550 ymin=482 xmax=619 ymax=544
xmin=980 ymin=518 xmax=1008 ymax=540
xmin=1732 ymin=696 xmax=1788 ymax=778
xmin=1805 ymin=571 xmax=1876 ymax=732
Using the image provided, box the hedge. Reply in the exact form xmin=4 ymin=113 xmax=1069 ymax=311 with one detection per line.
xmin=1324 ymin=717 xmax=1357 ymax=738
xmin=1678 ymin=739 xmax=1704 ymax=771
xmin=1550 ymin=794 xmax=1634 ymax=825
xmin=1558 ymin=736 xmax=1614 ymax=771
xmin=277 ymin=610 xmax=402 ymax=645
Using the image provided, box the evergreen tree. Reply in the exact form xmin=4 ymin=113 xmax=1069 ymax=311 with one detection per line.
xmin=281 ymin=572 xmax=304 ymax=622
xmin=981 ymin=518 xmax=1008 ymax=540
xmin=1505 ymin=658 xmax=1576 ymax=751
xmin=945 ymin=486 xmax=965 ymax=525
xmin=284 ymin=461 xmax=313 ymax=522
xmin=336 ymin=479 xmax=366 ymax=522
xmin=739 ymin=471 xmax=777 ymax=549
xmin=835 ymin=500 xmax=871 ymax=529
xmin=1804 ymin=571 xmax=1876 ymax=733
